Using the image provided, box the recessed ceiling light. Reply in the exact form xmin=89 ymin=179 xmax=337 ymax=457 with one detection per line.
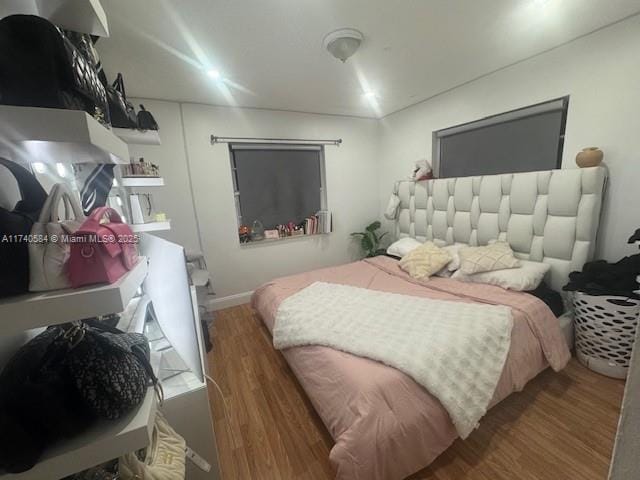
xmin=207 ymin=69 xmax=221 ymax=80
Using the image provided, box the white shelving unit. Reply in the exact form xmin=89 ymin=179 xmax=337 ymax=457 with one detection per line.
xmin=2 ymin=388 xmax=157 ymax=480
xmin=0 ymin=257 xmax=148 ymax=337
xmin=121 ymin=176 xmax=165 ymax=187
xmin=113 ymin=128 xmax=162 ymax=146
xmin=0 ymin=0 xmax=109 ymax=37
xmin=0 ymin=105 xmax=129 ymax=164
xmin=131 ymin=221 xmax=171 ymax=233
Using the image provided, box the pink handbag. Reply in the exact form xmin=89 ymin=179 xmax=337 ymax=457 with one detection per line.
xmin=68 ymin=207 xmax=139 ymax=288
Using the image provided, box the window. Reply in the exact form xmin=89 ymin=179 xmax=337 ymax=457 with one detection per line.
xmin=229 ymin=144 xmax=326 ymax=229
xmin=433 ymin=97 xmax=568 ymax=178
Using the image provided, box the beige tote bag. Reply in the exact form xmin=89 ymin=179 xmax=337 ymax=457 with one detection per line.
xmin=119 ymin=412 xmax=186 ymax=480
xmin=28 ymin=183 xmax=85 ymax=292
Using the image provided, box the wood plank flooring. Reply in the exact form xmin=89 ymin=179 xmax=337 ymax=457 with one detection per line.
xmin=206 ymin=304 xmax=626 ymax=479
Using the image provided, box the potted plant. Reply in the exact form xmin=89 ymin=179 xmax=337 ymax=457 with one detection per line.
xmin=351 ymin=221 xmax=388 ymax=258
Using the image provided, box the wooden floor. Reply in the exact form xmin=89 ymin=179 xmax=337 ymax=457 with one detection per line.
xmin=207 ymin=304 xmax=626 ymax=480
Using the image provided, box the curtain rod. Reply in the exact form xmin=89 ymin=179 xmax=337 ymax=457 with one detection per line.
xmin=210 ymin=135 xmax=342 ymax=146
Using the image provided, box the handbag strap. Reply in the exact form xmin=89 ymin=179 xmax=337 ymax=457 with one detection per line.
xmin=37 ymin=183 xmax=85 ymax=223
xmin=88 ymin=206 xmax=124 ymax=225
xmin=112 ymin=73 xmax=126 ymax=98
xmin=0 ymin=157 xmax=48 ymax=213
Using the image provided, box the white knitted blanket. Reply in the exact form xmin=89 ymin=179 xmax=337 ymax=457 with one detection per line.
xmin=273 ymin=282 xmax=513 ymax=438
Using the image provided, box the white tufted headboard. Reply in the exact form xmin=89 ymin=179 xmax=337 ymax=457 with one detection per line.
xmin=394 ymin=167 xmax=607 ymax=291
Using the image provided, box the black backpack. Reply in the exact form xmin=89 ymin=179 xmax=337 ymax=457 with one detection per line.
xmin=0 ymin=15 xmax=110 ymax=125
xmin=0 ymin=158 xmax=48 ymax=298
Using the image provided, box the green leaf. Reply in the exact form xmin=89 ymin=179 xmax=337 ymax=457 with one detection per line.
xmin=350 ymin=232 xmax=364 ymax=237
xmin=366 ymin=221 xmax=381 ymax=233
xmin=361 ymin=234 xmax=374 ymax=252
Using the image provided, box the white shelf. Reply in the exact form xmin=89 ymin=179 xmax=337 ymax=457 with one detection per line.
xmin=163 ymin=370 xmax=206 ymax=401
xmin=113 ymin=128 xmax=162 ymax=145
xmin=0 ymin=0 xmax=110 ymax=37
xmin=1 ymin=387 xmax=157 ymax=480
xmin=131 ymin=221 xmax=171 ymax=233
xmin=0 ymin=105 xmax=129 ymax=164
xmin=0 ymin=257 xmax=148 ymax=337
xmin=121 ymin=176 xmax=165 ymax=187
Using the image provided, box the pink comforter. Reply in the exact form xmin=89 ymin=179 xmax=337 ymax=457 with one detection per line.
xmin=252 ymin=257 xmax=570 ymax=480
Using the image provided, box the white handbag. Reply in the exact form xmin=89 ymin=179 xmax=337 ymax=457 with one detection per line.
xmin=28 ymin=183 xmax=85 ymax=292
xmin=119 ymin=412 xmax=186 ymax=480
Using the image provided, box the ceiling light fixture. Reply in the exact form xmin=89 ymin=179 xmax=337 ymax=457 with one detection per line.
xmin=323 ymin=28 xmax=363 ymax=63
xmin=32 ymin=162 xmax=46 ymax=174
xmin=207 ymin=69 xmax=221 ymax=80
xmin=363 ymin=91 xmax=377 ymax=99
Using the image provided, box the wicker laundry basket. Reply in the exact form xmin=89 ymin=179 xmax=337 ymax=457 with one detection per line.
xmin=573 ymin=292 xmax=640 ymax=379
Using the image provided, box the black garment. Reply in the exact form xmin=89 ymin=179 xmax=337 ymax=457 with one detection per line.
xmin=527 ymin=281 xmax=564 ymax=317
xmin=563 ymin=254 xmax=640 ymax=299
xmin=628 ymin=229 xmax=640 ymax=244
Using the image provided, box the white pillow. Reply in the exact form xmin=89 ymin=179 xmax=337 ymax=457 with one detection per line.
xmin=452 ymin=260 xmax=551 ymax=291
xmin=441 ymin=244 xmax=464 ymax=271
xmin=386 ymin=237 xmax=422 ymax=258
xmin=434 ymin=244 xmax=464 ymax=277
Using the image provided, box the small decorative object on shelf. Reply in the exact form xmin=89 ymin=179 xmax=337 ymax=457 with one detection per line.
xmin=264 ymin=229 xmax=279 ymax=240
xmin=239 ymin=211 xmax=332 ymax=243
xmin=251 ymin=220 xmax=265 ymax=241
xmin=410 ymin=158 xmax=433 ymax=181
xmin=351 ymin=221 xmax=388 ymax=258
xmin=238 ymin=225 xmax=250 ymax=243
xmin=575 ymin=147 xmax=604 ymax=168
xmin=122 ymin=157 xmax=160 ymax=177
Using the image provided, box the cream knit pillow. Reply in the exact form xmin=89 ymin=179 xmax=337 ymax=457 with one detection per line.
xmin=399 ymin=242 xmax=452 ymax=280
xmin=458 ymin=242 xmax=520 ymax=275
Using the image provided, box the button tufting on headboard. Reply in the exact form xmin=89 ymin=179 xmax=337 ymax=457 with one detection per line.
xmin=394 ymin=166 xmax=607 ymax=291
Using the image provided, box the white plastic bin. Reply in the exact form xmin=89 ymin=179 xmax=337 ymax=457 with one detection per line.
xmin=573 ymin=292 xmax=640 ymax=379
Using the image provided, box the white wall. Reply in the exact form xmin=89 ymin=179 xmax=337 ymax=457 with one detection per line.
xmin=180 ymin=103 xmax=380 ymax=304
xmin=128 ymin=99 xmax=201 ymax=254
xmin=377 ymin=14 xmax=640 ymax=262
xmin=130 ymin=100 xmax=380 ymax=305
xmin=130 ymin=15 xmax=639 ymax=304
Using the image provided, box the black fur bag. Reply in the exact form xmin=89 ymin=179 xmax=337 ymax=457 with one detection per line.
xmin=0 ymin=322 xmax=159 ymax=473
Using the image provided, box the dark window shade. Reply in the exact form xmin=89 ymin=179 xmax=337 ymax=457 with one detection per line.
xmin=232 ymin=148 xmax=322 ymax=229
xmin=437 ymin=99 xmax=567 ymax=178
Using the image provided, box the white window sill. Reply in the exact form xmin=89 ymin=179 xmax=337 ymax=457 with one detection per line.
xmin=238 ymin=233 xmax=330 ymax=248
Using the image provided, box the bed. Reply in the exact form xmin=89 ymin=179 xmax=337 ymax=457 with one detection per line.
xmin=252 ymin=166 xmax=607 ymax=479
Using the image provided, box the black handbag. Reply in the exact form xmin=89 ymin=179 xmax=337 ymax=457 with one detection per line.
xmin=137 ymin=104 xmax=159 ymax=130
xmin=107 ymin=73 xmax=138 ymax=129
xmin=0 ymin=158 xmax=48 ymax=298
xmin=0 ymin=321 xmax=160 ymax=473
xmin=0 ymin=15 xmax=110 ymax=125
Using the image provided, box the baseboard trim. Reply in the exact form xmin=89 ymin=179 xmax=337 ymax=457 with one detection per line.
xmin=208 ymin=291 xmax=254 ymax=311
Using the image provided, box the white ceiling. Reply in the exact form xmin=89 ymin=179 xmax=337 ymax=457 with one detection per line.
xmin=97 ymin=0 xmax=640 ymax=118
